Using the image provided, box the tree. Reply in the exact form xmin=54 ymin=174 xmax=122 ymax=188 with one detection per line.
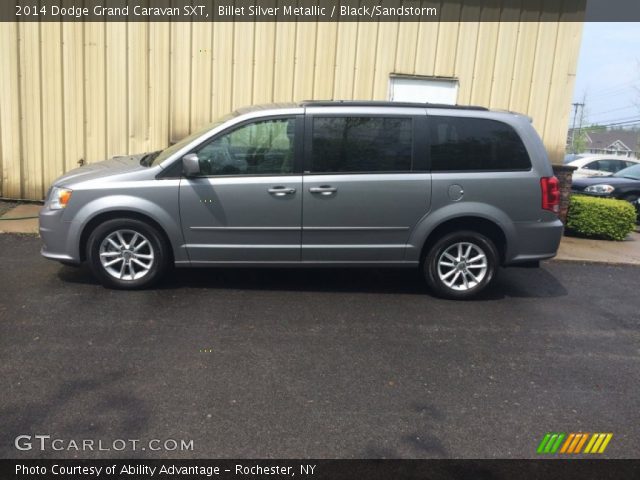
xmin=570 ymin=129 xmax=589 ymax=154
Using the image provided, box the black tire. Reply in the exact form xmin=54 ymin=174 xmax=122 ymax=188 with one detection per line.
xmin=424 ymin=230 xmax=498 ymax=300
xmin=86 ymin=218 xmax=169 ymax=289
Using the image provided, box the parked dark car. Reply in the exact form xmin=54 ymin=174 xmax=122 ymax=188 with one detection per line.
xmin=572 ymin=163 xmax=640 ymax=219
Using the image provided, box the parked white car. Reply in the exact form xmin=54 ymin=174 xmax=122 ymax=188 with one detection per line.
xmin=565 ymin=154 xmax=640 ymax=178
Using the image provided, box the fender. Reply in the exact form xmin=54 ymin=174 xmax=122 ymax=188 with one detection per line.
xmin=65 ymin=193 xmax=188 ymax=263
xmin=406 ymin=201 xmax=517 ymax=262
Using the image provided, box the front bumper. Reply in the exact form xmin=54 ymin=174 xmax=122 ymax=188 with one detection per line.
xmin=39 ymin=207 xmax=80 ymax=264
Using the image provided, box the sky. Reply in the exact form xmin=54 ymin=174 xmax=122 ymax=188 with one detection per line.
xmin=572 ymin=22 xmax=640 ymax=128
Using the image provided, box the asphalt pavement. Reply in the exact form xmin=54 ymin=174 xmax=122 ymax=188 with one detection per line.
xmin=0 ymin=234 xmax=638 ymax=459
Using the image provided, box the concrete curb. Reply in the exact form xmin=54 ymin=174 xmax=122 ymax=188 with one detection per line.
xmin=0 ymin=204 xmax=40 ymax=234
xmin=551 ymin=258 xmax=640 ymax=267
xmin=554 ymin=231 xmax=640 ymax=266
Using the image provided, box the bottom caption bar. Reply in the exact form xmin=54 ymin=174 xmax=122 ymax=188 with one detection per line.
xmin=3 ymin=459 xmax=639 ymax=480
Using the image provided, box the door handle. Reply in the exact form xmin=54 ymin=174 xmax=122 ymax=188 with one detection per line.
xmin=268 ymin=186 xmax=296 ymax=196
xmin=309 ymin=186 xmax=337 ymax=195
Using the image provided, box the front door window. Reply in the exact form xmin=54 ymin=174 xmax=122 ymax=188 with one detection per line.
xmin=194 ymin=118 xmax=295 ymax=176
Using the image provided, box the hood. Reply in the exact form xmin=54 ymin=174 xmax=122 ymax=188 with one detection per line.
xmin=572 ymin=175 xmax=640 ymax=190
xmin=54 ymin=154 xmax=148 ymax=186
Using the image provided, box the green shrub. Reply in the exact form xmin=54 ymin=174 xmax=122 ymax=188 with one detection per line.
xmin=567 ymin=195 xmax=636 ymax=241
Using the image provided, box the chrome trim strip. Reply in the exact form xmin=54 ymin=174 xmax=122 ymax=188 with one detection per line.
xmin=190 ymin=226 xmax=409 ymax=231
xmin=302 ymin=244 xmax=405 ymax=249
xmin=178 ymin=260 xmax=420 ymax=266
xmin=304 ymin=226 xmax=409 ymax=231
xmin=190 ymin=226 xmax=299 ymax=231
xmin=184 ymin=244 xmax=405 ymax=249
xmin=186 ymin=244 xmax=300 ymax=249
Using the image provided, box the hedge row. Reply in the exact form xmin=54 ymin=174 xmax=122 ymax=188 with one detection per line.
xmin=567 ymin=195 xmax=636 ymax=241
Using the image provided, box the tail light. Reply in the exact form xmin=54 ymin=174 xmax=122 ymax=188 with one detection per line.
xmin=540 ymin=176 xmax=560 ymax=214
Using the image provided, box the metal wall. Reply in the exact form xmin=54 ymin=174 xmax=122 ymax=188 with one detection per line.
xmin=0 ymin=8 xmax=583 ymax=199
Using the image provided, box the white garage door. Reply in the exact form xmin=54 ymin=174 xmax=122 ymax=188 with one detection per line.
xmin=389 ymin=76 xmax=459 ymax=105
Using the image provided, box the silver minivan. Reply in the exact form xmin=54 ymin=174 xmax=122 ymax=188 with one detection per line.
xmin=40 ymin=101 xmax=563 ymax=298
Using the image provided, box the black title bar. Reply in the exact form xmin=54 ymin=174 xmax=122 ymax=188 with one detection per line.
xmin=3 ymin=459 xmax=640 ymax=480
xmin=4 ymin=0 xmax=635 ymax=23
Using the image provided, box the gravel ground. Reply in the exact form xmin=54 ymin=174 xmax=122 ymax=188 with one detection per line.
xmin=0 ymin=200 xmax=17 ymax=216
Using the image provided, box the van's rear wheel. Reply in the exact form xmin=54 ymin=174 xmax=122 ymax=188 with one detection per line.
xmin=87 ymin=218 xmax=168 ymax=289
xmin=424 ymin=231 xmax=498 ymax=299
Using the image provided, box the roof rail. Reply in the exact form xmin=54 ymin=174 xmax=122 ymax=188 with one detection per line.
xmin=299 ymin=100 xmax=489 ymax=111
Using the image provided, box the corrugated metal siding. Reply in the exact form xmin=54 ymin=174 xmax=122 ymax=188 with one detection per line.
xmin=0 ymin=16 xmax=583 ymax=200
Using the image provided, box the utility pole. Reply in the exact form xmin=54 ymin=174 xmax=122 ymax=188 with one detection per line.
xmin=570 ymin=102 xmax=585 ymax=153
xmin=577 ymin=99 xmax=586 ymax=141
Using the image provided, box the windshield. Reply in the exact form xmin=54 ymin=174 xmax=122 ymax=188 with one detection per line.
xmin=613 ymin=163 xmax=640 ymax=180
xmin=151 ymin=111 xmax=239 ymax=167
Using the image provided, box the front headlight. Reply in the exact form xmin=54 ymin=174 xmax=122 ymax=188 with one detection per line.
xmin=48 ymin=187 xmax=73 ymax=210
xmin=584 ymin=184 xmax=615 ymax=195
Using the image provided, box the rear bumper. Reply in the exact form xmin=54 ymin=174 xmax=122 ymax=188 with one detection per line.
xmin=505 ymin=218 xmax=564 ymax=265
xmin=39 ymin=207 xmax=80 ymax=263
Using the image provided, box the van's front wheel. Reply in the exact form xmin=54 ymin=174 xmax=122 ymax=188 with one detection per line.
xmin=87 ymin=219 xmax=168 ymax=289
xmin=424 ymin=231 xmax=498 ymax=299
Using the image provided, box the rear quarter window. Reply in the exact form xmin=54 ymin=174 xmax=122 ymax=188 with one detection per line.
xmin=429 ymin=116 xmax=531 ymax=172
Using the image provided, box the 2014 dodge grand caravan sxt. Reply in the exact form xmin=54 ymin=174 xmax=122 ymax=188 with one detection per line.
xmin=40 ymin=101 xmax=563 ymax=299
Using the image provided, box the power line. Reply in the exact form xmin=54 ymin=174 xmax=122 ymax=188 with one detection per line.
xmin=589 ymin=104 xmax=637 ymax=116
xmin=588 ymin=89 xmax=634 ymax=101
xmin=587 ymin=83 xmax=640 ymax=102
xmin=591 ymin=79 xmax=638 ymax=95
xmin=605 ymin=121 xmax=640 ymax=128
xmin=578 ymin=82 xmax=633 ymax=102
xmin=593 ymin=114 xmax=640 ymax=125
xmin=587 ymin=118 xmax=640 ymax=129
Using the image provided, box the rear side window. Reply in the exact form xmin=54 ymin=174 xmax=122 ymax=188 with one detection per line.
xmin=583 ymin=161 xmax=599 ymax=170
xmin=585 ymin=160 xmax=625 ymax=173
xmin=310 ymin=117 xmax=413 ymax=173
xmin=429 ymin=116 xmax=531 ymax=171
xmin=597 ymin=160 xmax=625 ymax=173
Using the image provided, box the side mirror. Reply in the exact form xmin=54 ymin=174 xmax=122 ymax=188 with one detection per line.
xmin=182 ymin=153 xmax=200 ymax=177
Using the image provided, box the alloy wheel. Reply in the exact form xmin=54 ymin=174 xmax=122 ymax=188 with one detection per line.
xmin=436 ymin=242 xmax=488 ymax=291
xmin=98 ymin=229 xmax=155 ymax=281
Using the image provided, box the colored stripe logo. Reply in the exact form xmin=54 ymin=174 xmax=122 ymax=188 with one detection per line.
xmin=537 ymin=433 xmax=612 ymax=454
